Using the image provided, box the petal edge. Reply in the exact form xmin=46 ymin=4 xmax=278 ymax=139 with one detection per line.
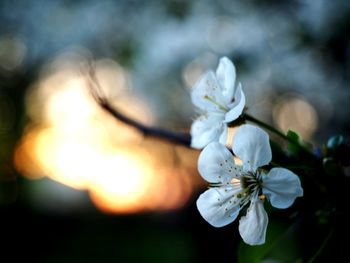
xmin=197 ymin=187 xmax=241 ymax=227
xmin=239 ymin=201 xmax=268 ymax=245
xmin=262 ymin=168 xmax=303 ymax=209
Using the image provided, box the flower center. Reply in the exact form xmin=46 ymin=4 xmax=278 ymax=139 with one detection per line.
xmin=235 ymin=172 xmax=265 ymax=204
xmin=240 ymin=171 xmax=261 ymax=191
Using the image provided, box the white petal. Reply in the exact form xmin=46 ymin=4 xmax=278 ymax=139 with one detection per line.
xmin=196 ymin=186 xmax=241 ymax=227
xmin=218 ymin=125 xmax=228 ymax=145
xmin=198 ymin=142 xmax=243 ymax=184
xmin=191 ymin=71 xmax=227 ymax=112
xmin=232 ymin=124 xmax=272 ymax=172
xmin=224 ymin=83 xmax=246 ymax=122
xmin=262 ymin=168 xmax=303 ymax=209
xmin=239 ymin=201 xmax=268 ymax=245
xmin=190 ymin=114 xmax=226 ymax=149
xmin=216 ymin=57 xmax=236 ymax=103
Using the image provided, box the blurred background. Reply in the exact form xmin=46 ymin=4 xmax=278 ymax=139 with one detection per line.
xmin=1 ymin=0 xmax=350 ymax=262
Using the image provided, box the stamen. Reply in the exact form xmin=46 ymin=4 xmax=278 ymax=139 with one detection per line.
xmin=203 ymin=95 xmax=229 ymax=111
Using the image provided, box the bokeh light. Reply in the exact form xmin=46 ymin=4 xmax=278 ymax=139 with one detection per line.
xmin=14 ymin=49 xmax=201 ymax=214
xmin=88 ymin=147 xmax=154 ymax=213
xmin=273 ymin=95 xmax=319 ymax=140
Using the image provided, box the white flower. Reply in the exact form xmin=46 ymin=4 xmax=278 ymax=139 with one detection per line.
xmin=190 ymin=57 xmax=245 ymax=149
xmin=196 ymin=124 xmax=303 ymax=245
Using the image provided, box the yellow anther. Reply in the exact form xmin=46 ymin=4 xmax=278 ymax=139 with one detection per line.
xmin=259 ymin=194 xmax=266 ymax=200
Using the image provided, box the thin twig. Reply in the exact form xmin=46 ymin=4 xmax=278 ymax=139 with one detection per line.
xmin=84 ymin=62 xmax=191 ymax=146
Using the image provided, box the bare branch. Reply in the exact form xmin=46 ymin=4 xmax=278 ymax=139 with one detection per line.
xmin=85 ymin=63 xmax=191 ymax=146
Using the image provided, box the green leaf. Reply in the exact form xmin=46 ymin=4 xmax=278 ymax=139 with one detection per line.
xmin=286 ymin=130 xmax=300 ymax=156
xmin=287 ymin=130 xmax=299 ymax=141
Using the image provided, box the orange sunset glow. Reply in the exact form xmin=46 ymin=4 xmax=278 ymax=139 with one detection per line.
xmin=14 ymin=50 xmax=201 ymax=213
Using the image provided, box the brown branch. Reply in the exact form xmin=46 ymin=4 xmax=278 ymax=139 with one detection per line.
xmin=84 ymin=63 xmax=191 ymax=146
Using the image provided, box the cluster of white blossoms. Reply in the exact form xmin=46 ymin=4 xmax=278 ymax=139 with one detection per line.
xmin=191 ymin=57 xmax=303 ymax=246
xmin=190 ymin=57 xmax=245 ymax=149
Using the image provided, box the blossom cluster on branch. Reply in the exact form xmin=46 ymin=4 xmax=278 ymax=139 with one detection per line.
xmin=190 ymin=58 xmax=303 ymax=245
xmin=88 ymin=55 xmax=350 ymax=258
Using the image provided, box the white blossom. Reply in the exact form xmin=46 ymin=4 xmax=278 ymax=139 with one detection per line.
xmin=190 ymin=57 xmax=245 ymax=149
xmin=196 ymin=124 xmax=303 ymax=245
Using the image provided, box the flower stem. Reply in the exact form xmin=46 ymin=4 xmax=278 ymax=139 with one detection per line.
xmin=242 ymin=113 xmax=315 ymax=157
xmin=243 ymin=113 xmax=287 ymax=139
